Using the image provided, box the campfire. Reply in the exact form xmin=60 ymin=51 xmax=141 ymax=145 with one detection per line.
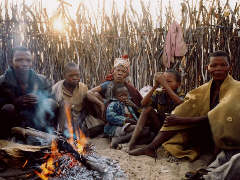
xmin=0 ymin=106 xmax=126 ymax=180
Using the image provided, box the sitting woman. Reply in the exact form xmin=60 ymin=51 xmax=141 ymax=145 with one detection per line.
xmin=90 ymin=55 xmax=142 ymax=113
xmin=104 ymin=83 xmax=139 ymax=148
xmin=128 ymin=69 xmax=184 ymax=156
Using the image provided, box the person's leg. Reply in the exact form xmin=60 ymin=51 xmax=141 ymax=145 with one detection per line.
xmin=111 ymin=133 xmax=133 ymax=149
xmin=128 ymin=106 xmax=161 ymax=150
xmin=129 ymin=130 xmax=176 ymax=157
xmin=111 ymin=125 xmax=136 ymax=149
xmin=0 ymin=104 xmax=17 ymax=139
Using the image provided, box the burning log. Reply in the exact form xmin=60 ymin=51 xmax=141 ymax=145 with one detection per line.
xmin=10 ymin=127 xmax=125 ymax=179
xmin=11 ymin=127 xmax=89 ymax=168
xmin=0 ymin=139 xmax=49 ymax=179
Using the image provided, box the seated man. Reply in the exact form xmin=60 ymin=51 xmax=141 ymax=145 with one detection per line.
xmin=128 ymin=50 xmax=240 ymax=162
xmin=0 ymin=47 xmax=57 ymax=139
xmin=52 ymin=62 xmax=105 ymax=138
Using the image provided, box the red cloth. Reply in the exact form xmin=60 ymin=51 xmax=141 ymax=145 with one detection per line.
xmin=105 ymin=69 xmax=114 ymax=81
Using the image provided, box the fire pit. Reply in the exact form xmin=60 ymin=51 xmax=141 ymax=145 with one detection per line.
xmin=0 ymin=127 xmax=127 ymax=180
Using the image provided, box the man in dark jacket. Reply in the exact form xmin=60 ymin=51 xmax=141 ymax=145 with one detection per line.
xmin=0 ymin=47 xmax=56 ymax=138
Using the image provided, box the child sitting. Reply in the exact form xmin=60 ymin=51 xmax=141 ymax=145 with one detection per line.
xmin=104 ymin=83 xmax=139 ymax=148
xmin=128 ymin=69 xmax=184 ymax=156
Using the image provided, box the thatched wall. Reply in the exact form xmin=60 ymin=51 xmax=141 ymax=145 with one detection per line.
xmin=0 ymin=0 xmax=239 ymax=92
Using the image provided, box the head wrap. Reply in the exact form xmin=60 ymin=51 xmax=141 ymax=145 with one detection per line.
xmin=113 ymin=55 xmax=130 ymax=72
xmin=105 ymin=55 xmax=130 ymax=81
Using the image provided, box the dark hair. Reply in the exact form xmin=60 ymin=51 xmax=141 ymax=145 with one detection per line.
xmin=209 ymin=50 xmax=230 ymax=64
xmin=9 ymin=46 xmax=31 ymax=63
xmin=165 ymin=69 xmax=181 ymax=83
xmin=12 ymin=46 xmax=31 ymax=56
xmin=63 ymin=62 xmax=79 ymax=75
xmin=112 ymin=83 xmax=127 ymax=97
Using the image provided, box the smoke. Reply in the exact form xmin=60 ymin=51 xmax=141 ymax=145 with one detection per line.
xmin=32 ymin=89 xmax=56 ymax=134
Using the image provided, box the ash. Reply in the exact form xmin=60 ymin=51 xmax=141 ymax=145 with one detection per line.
xmin=51 ymin=153 xmax=127 ymax=180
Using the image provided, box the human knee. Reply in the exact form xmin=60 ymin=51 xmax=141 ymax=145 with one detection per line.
xmin=1 ymin=104 xmax=16 ymax=113
xmin=141 ymin=106 xmax=154 ymax=116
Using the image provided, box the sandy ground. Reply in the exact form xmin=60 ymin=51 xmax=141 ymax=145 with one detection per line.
xmin=89 ymin=137 xmax=212 ymax=180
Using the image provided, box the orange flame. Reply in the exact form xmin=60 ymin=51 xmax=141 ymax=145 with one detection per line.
xmin=64 ymin=104 xmax=87 ymax=154
xmin=76 ymin=128 xmax=87 ymax=154
xmin=22 ymin=160 xmax=28 ymax=168
xmin=65 ymin=104 xmax=74 ymax=145
xmin=35 ymin=141 xmax=60 ymax=180
xmin=35 ymin=104 xmax=88 ymax=179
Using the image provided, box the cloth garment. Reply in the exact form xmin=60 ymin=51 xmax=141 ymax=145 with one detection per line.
xmin=105 ymin=55 xmax=130 ymax=81
xmin=100 ymin=80 xmax=142 ymax=108
xmin=52 ymin=80 xmax=88 ymax=113
xmin=139 ymin=86 xmax=152 ymax=97
xmin=52 ymin=80 xmax=88 ymax=134
xmin=204 ymin=150 xmax=240 ymax=180
xmin=114 ymin=123 xmax=131 ymax=137
xmin=162 ymin=21 xmax=187 ymax=68
xmin=161 ymin=75 xmax=240 ymax=161
xmin=149 ymin=88 xmax=184 ymax=118
xmin=114 ymin=57 xmax=130 ymax=72
xmin=104 ymin=99 xmax=138 ymax=137
xmin=0 ymin=67 xmax=54 ymax=133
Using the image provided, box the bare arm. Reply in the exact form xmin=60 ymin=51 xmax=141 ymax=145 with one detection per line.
xmin=89 ymin=85 xmax=102 ymax=93
xmin=164 ymin=115 xmax=208 ymax=127
xmin=156 ymin=73 xmax=183 ymax=105
xmin=86 ymin=91 xmax=105 ymax=118
xmin=163 ymin=85 xmax=183 ymax=105
xmin=141 ymin=86 xmax=157 ymax=106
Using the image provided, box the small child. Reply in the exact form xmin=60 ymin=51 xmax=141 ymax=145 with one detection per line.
xmin=129 ymin=69 xmax=184 ymax=153
xmin=104 ymin=83 xmax=139 ymax=148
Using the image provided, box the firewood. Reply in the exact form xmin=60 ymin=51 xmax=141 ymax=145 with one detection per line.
xmin=10 ymin=127 xmax=108 ymax=174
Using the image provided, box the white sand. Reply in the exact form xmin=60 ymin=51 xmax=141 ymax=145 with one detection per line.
xmin=90 ymin=137 xmax=212 ymax=180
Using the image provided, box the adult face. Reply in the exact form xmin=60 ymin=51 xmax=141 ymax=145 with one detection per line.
xmin=64 ymin=67 xmax=80 ymax=87
xmin=207 ymin=56 xmax=230 ymax=81
xmin=113 ymin=65 xmax=128 ymax=83
xmin=12 ymin=50 xmax=33 ymax=72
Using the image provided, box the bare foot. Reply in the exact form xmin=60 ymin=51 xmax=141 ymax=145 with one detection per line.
xmin=128 ymin=146 xmax=156 ymax=158
xmin=128 ymin=144 xmax=136 ymax=151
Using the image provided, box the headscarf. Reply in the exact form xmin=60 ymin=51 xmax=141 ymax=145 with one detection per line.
xmin=105 ymin=55 xmax=130 ymax=81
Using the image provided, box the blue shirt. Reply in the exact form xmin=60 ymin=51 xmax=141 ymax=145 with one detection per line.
xmin=104 ymin=99 xmax=138 ymax=136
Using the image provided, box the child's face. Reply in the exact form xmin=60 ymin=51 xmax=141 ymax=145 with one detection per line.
xmin=163 ymin=72 xmax=180 ymax=91
xmin=64 ymin=67 xmax=80 ymax=87
xmin=116 ymin=87 xmax=129 ymax=101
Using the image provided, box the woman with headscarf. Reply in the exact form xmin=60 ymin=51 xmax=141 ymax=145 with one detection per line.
xmin=90 ymin=55 xmax=142 ymax=110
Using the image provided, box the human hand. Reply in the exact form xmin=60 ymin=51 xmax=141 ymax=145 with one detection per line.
xmin=125 ymin=118 xmax=137 ymax=125
xmin=155 ymin=73 xmax=168 ymax=88
xmin=163 ymin=113 xmax=182 ymax=127
xmin=153 ymin=73 xmax=161 ymax=88
xmin=118 ymin=96 xmax=128 ymax=104
xmin=15 ymin=94 xmax=38 ymax=107
xmin=124 ymin=99 xmax=136 ymax=107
